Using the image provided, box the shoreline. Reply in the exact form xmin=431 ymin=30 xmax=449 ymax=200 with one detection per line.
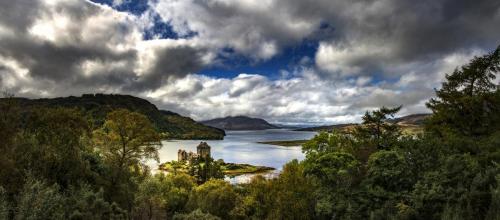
xmin=222 ymin=162 xmax=275 ymax=177
xmin=257 ymin=139 xmax=308 ymax=147
xmin=159 ymin=161 xmax=276 ymax=177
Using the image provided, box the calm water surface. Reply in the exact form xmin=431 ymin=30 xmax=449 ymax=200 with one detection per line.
xmin=148 ymin=129 xmax=317 ymax=183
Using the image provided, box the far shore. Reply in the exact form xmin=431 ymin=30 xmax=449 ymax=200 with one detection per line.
xmin=257 ymin=140 xmax=308 ymax=147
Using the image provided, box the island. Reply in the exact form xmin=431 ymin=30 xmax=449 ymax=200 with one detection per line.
xmin=159 ymin=142 xmax=275 ymax=177
xmin=159 ymin=161 xmax=275 ymax=177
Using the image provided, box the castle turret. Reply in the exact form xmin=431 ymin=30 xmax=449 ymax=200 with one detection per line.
xmin=178 ymin=149 xmax=188 ymax=162
xmin=196 ymin=142 xmax=211 ymax=159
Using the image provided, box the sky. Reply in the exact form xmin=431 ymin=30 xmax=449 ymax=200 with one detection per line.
xmin=0 ymin=0 xmax=499 ymax=125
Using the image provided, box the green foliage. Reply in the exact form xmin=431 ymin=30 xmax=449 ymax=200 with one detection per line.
xmin=486 ymin=175 xmax=500 ymax=220
xmin=23 ymin=107 xmax=94 ymax=189
xmin=303 ymin=131 xmax=356 ymax=155
xmin=0 ymin=94 xmax=225 ymax=140
xmin=135 ymin=173 xmax=195 ymax=219
xmin=187 ymin=179 xmax=239 ymax=219
xmin=93 ymin=109 xmax=162 ymax=169
xmin=365 ymin=150 xmax=413 ymax=193
xmin=93 ymin=109 xmax=162 ymax=210
xmin=304 ymin=152 xmax=360 ymax=188
xmin=426 ymin=46 xmax=500 ymax=138
xmin=0 ymin=95 xmax=24 ymax=195
xmin=266 ymin=160 xmax=316 ymax=220
xmin=0 ymin=187 xmax=8 ymax=220
xmin=173 ymin=209 xmax=221 ymax=220
xmin=233 ymin=161 xmax=316 ymax=219
xmin=236 ymin=175 xmax=273 ymax=219
xmin=15 ymin=176 xmax=65 ymax=220
xmin=355 ymin=106 xmax=402 ymax=150
xmin=188 ymin=157 xmax=224 ymax=184
xmin=162 ymin=112 xmax=225 ymax=140
xmin=67 ymin=186 xmax=127 ymax=220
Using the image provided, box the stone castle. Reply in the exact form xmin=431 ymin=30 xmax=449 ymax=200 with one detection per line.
xmin=178 ymin=142 xmax=211 ymax=162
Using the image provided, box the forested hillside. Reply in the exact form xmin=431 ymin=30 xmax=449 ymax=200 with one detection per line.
xmin=1 ymin=94 xmax=225 ymax=140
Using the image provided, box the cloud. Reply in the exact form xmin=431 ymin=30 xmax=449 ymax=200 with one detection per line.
xmin=0 ymin=0 xmax=213 ymax=96
xmin=151 ymin=0 xmax=323 ymax=60
xmin=0 ymin=0 xmax=499 ymax=124
xmin=143 ymin=46 xmax=484 ymax=125
xmin=313 ymin=0 xmax=500 ymax=77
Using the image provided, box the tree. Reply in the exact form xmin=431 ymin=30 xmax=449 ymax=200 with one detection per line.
xmin=410 ymin=154 xmax=483 ymax=219
xmin=187 ymin=179 xmax=239 ymax=219
xmin=67 ymin=186 xmax=127 ymax=220
xmin=426 ymin=46 xmax=500 ymax=138
xmin=0 ymin=92 xmax=20 ymax=153
xmin=0 ymin=94 xmax=23 ymax=196
xmin=94 ymin=109 xmax=160 ymax=177
xmin=94 ymin=109 xmax=161 ymax=174
xmin=135 ymin=173 xmax=195 ymax=220
xmin=93 ymin=109 xmax=161 ymax=210
xmin=15 ymin=176 xmax=65 ymax=220
xmin=165 ymin=173 xmax=196 ymax=215
xmin=365 ymin=150 xmax=413 ymax=193
xmin=267 ymin=160 xmax=316 ymax=220
xmin=302 ymin=131 xmax=356 ymax=156
xmin=188 ymin=157 xmax=224 ymax=184
xmin=237 ymin=175 xmax=274 ymax=219
xmin=304 ymin=152 xmax=360 ymax=188
xmin=173 ymin=209 xmax=221 ymax=220
xmin=355 ymin=106 xmax=402 ymax=150
xmin=135 ymin=174 xmax=168 ymax=220
xmin=0 ymin=187 xmax=8 ymax=220
xmin=23 ymin=107 xmax=94 ymax=189
xmin=486 ymin=175 xmax=500 ymax=220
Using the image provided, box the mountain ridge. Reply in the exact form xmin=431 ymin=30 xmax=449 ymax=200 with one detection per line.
xmin=200 ymin=116 xmax=279 ymax=130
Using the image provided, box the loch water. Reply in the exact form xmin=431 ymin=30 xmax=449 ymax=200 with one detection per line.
xmin=148 ymin=129 xmax=317 ymax=184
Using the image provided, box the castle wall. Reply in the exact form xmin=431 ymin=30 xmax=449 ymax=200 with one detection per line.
xmin=177 ymin=142 xmax=212 ymax=162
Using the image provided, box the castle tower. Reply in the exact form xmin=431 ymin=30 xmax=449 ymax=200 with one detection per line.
xmin=196 ymin=142 xmax=211 ymax=159
xmin=177 ymin=149 xmax=188 ymax=162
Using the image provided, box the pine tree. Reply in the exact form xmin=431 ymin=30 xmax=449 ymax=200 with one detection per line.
xmin=426 ymin=46 xmax=500 ymax=138
xmin=355 ymin=106 xmax=402 ymax=150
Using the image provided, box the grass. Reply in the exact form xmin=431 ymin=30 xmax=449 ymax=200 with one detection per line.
xmin=221 ymin=163 xmax=275 ymax=176
xmin=159 ymin=161 xmax=275 ymax=177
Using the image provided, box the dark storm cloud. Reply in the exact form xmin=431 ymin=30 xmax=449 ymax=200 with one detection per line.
xmin=376 ymin=0 xmax=500 ymax=60
xmin=0 ymin=0 xmax=41 ymax=32
xmin=0 ymin=35 xmax=136 ymax=81
xmin=129 ymin=46 xmax=207 ymax=91
xmin=314 ymin=0 xmax=500 ymax=76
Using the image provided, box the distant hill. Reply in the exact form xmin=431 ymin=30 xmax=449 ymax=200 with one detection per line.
xmin=295 ymin=114 xmax=431 ymax=134
xmin=388 ymin=113 xmax=430 ymax=126
xmin=2 ymin=94 xmax=225 ymax=140
xmin=271 ymin=123 xmax=303 ymax=129
xmin=295 ymin=123 xmax=358 ymax=132
xmin=201 ymin=116 xmax=279 ymax=130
